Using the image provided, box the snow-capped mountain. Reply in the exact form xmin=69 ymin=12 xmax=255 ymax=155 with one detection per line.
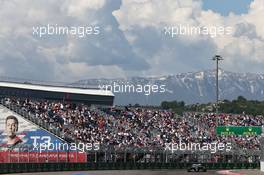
xmin=72 ymin=69 xmax=264 ymax=105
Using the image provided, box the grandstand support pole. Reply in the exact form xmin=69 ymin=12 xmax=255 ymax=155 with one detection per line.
xmin=212 ymin=55 xmax=223 ymax=114
xmin=124 ymin=151 xmax=127 ymax=163
xmin=57 ymin=150 xmax=59 ymax=162
xmin=104 ymin=150 xmax=107 ymax=162
xmin=28 ymin=146 xmax=30 ymax=163
xmin=18 ymin=147 xmax=20 ymax=163
xmin=260 ymin=131 xmax=264 ymax=171
xmin=95 ymin=152 xmax=97 ymax=163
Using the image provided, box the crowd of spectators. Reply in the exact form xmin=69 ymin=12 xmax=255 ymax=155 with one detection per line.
xmin=184 ymin=112 xmax=262 ymax=150
xmin=1 ymin=97 xmax=262 ymax=151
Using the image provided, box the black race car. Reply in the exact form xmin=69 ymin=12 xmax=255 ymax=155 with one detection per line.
xmin=187 ymin=163 xmax=207 ymax=172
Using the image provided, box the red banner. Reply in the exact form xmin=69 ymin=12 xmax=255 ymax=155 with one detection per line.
xmin=0 ymin=151 xmax=86 ymax=163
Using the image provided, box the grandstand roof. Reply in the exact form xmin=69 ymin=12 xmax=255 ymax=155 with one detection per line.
xmin=0 ymin=81 xmax=114 ymax=97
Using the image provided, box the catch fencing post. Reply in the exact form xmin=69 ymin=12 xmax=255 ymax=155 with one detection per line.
xmin=260 ymin=129 xmax=264 ymax=172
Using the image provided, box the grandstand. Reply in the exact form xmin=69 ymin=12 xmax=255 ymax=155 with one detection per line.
xmin=0 ymin=80 xmax=263 ymax=174
xmin=0 ymin=81 xmax=114 ymax=106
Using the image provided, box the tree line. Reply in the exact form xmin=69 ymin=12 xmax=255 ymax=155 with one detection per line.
xmin=161 ymin=96 xmax=264 ymax=116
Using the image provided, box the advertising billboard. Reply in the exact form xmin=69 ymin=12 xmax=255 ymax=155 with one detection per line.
xmin=216 ymin=126 xmax=262 ymax=136
xmin=0 ymin=105 xmax=86 ymax=163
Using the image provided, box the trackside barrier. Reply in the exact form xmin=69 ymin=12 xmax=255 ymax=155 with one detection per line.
xmin=0 ymin=162 xmax=260 ymax=174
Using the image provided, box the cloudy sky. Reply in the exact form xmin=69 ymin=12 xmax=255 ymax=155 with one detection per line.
xmin=0 ymin=0 xmax=263 ymax=82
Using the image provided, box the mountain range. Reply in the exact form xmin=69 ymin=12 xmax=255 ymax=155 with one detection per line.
xmin=72 ymin=69 xmax=264 ymax=105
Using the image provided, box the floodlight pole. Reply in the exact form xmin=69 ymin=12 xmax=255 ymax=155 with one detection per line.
xmin=212 ymin=55 xmax=223 ymax=114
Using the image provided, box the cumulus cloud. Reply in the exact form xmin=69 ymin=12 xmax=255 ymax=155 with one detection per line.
xmin=59 ymin=63 xmax=126 ymax=81
xmin=0 ymin=0 xmax=263 ymax=82
xmin=113 ymin=0 xmax=199 ymax=30
xmin=64 ymin=0 xmax=106 ymax=17
xmin=113 ymin=0 xmax=264 ymax=75
xmin=0 ymin=0 xmax=148 ymax=81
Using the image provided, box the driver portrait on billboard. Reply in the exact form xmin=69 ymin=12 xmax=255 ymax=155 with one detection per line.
xmin=4 ymin=115 xmax=23 ymax=150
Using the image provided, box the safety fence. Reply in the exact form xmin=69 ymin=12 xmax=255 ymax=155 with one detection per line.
xmin=0 ymin=162 xmax=260 ymax=174
xmin=0 ymin=146 xmax=260 ymax=164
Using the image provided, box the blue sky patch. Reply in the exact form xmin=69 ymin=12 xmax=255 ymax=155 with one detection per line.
xmin=202 ymin=0 xmax=253 ymax=16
